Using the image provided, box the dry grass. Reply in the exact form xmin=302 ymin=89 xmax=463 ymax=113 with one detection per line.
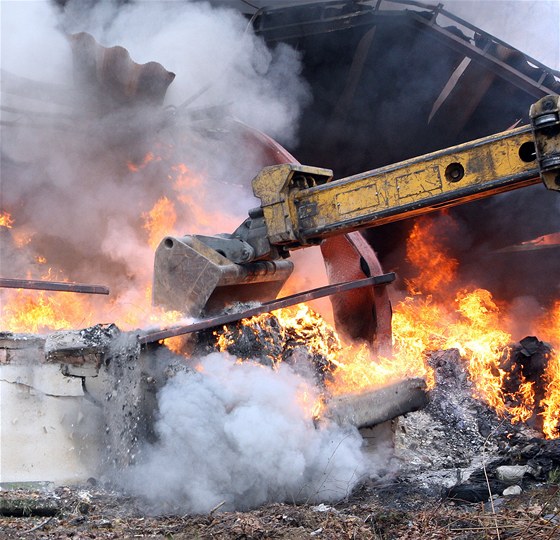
xmin=1 ymin=483 xmax=559 ymax=539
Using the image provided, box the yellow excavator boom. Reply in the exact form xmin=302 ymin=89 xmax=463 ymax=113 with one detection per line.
xmin=153 ymin=95 xmax=560 ymax=317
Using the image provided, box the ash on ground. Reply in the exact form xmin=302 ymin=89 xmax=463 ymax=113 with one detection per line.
xmin=392 ymin=342 xmax=560 ymax=504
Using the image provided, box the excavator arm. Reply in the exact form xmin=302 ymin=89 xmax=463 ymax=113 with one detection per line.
xmin=153 ymin=95 xmax=560 ymax=318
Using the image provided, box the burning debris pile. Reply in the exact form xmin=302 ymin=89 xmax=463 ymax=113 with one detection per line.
xmin=2 ymin=309 xmax=560 ymax=519
xmin=89 ymin=291 xmax=559 ymax=513
xmin=197 ymin=306 xmax=429 ymax=428
xmin=201 ymin=306 xmax=342 ymax=382
xmin=1 ymin=2 xmax=560 ymax=532
xmin=179 ymin=313 xmax=560 ymax=512
xmin=395 ymin=345 xmax=560 ymax=499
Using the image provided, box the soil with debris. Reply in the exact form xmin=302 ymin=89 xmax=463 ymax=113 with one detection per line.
xmin=1 ymin=481 xmax=559 ymax=539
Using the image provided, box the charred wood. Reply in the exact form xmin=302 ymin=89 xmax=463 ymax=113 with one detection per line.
xmin=500 ymin=336 xmax=553 ymax=432
xmin=197 ymin=310 xmax=339 ymax=386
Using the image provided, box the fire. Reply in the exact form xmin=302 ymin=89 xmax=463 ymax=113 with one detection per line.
xmin=519 ymin=232 xmax=560 ymax=249
xmin=127 ymin=151 xmax=161 ymax=172
xmin=381 ymin=216 xmax=546 ymax=426
xmin=405 ymin=214 xmax=458 ymax=295
xmin=299 ymin=388 xmax=324 ymax=420
xmin=12 ymin=228 xmax=33 ymax=248
xmin=381 ymin=217 xmax=543 ymax=426
xmin=169 ymin=163 xmax=239 ymax=234
xmin=143 ymin=196 xmax=177 ymax=250
xmin=1 ymin=141 xmax=558 ymax=439
xmin=0 ymin=146 xmax=236 ymax=333
xmin=536 ymin=301 xmax=560 ymax=438
xmin=541 ymin=353 xmax=560 ymax=439
xmin=1 ymin=290 xmax=93 ymax=334
xmin=0 ymin=211 xmax=14 ymax=228
xmin=537 ymin=300 xmax=560 ymax=346
xmin=448 ymin=289 xmax=534 ymax=423
xmin=1 ymin=268 xmax=95 ymax=332
xmin=275 ymin=305 xmax=341 ymax=364
xmin=256 ymin=215 xmax=556 ymax=437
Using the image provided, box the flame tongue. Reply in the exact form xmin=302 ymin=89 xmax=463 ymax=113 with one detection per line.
xmin=316 ymin=215 xmax=559 ymax=437
xmin=536 ymin=302 xmax=560 ymax=438
xmin=0 ymin=211 xmax=14 ymax=229
xmin=0 ymin=145 xmax=237 ymax=332
xmin=143 ymin=196 xmax=177 ymax=250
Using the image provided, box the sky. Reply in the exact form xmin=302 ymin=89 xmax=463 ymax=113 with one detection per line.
xmin=441 ymin=0 xmax=559 ymax=69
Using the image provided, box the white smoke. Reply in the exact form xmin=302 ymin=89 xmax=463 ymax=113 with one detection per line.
xmin=58 ymin=0 xmax=309 ymax=143
xmin=0 ymin=1 xmax=72 ymax=82
xmin=119 ymin=352 xmax=372 ymax=514
xmin=0 ymin=0 xmax=310 ymax=326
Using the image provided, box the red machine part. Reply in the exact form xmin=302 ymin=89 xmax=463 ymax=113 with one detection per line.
xmin=321 ymin=233 xmax=392 ymax=355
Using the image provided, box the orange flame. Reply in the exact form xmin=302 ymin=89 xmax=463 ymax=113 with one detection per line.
xmin=1 ymin=137 xmax=245 ymax=335
xmin=0 ymin=268 xmax=94 ymax=332
xmin=1 ymin=290 xmax=94 ymax=333
xmin=536 ymin=301 xmax=560 ymax=438
xmin=208 ymin=212 xmax=557 ymax=433
xmin=318 ymin=215 xmax=547 ymax=430
xmin=0 ymin=211 xmax=14 ymax=228
xmin=143 ymin=196 xmax=177 ymax=250
xmin=169 ymin=163 xmax=238 ymax=234
xmin=405 ymin=214 xmax=459 ymax=295
xmin=127 ymin=151 xmax=160 ymax=172
xmin=298 ymin=388 xmax=324 ymax=420
xmin=1 ymin=144 xmax=558 ymax=438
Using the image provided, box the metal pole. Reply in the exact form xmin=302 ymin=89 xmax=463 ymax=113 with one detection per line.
xmin=139 ymin=272 xmax=395 ymax=344
xmin=0 ymin=278 xmax=110 ymax=295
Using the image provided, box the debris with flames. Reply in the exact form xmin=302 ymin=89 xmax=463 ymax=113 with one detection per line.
xmin=1 ymin=0 xmax=559 ymax=516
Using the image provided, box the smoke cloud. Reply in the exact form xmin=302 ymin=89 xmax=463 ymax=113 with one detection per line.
xmin=118 ymin=352 xmax=372 ymax=514
xmin=58 ymin=0 xmax=309 ymax=143
xmin=0 ymin=0 xmax=310 ymax=328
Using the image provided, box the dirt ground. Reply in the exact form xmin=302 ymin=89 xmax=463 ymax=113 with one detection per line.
xmin=1 ymin=480 xmax=559 ymax=539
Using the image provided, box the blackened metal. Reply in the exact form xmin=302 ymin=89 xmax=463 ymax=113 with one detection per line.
xmin=0 ymin=278 xmax=110 ymax=295
xmin=408 ymin=10 xmax=557 ymax=97
xmin=248 ymin=0 xmax=558 ymax=97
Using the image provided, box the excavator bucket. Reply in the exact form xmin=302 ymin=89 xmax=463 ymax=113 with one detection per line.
xmin=152 ymin=234 xmax=293 ymax=318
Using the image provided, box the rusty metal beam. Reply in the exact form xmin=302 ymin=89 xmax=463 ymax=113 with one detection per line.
xmin=251 ymin=1 xmax=557 ymax=98
xmin=0 ymin=278 xmax=110 ymax=295
xmin=139 ymin=272 xmax=396 ymax=344
xmin=407 ymin=10 xmax=557 ymax=98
